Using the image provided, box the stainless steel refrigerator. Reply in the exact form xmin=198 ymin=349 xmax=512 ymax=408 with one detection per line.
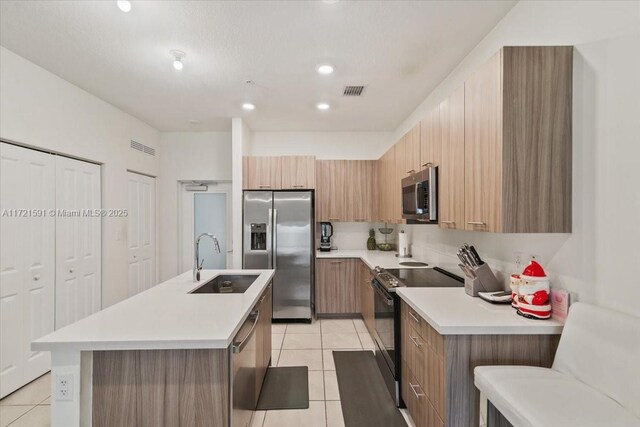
xmin=243 ymin=191 xmax=313 ymax=321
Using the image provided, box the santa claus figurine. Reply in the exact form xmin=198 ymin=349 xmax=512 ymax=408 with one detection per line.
xmin=515 ymin=259 xmax=551 ymax=320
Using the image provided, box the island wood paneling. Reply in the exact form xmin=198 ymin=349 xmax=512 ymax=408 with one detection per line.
xmin=438 ymin=84 xmax=466 ymax=230
xmin=501 ymin=46 xmax=573 ymax=233
xmin=281 ymin=156 xmax=315 ymax=189
xmin=315 ymin=258 xmax=360 ymax=315
xmin=92 ymin=349 xmax=229 ymax=427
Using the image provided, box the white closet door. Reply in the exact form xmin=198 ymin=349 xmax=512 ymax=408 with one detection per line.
xmin=55 ymin=156 xmax=101 ymax=329
xmin=0 ymin=143 xmax=55 ymax=398
xmin=127 ymin=172 xmax=156 ymax=297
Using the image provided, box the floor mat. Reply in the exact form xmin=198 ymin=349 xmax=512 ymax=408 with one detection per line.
xmin=333 ymin=351 xmax=407 ymax=427
xmin=256 ymin=366 xmax=309 ymax=410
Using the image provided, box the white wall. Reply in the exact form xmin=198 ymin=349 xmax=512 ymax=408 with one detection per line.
xmin=0 ymin=46 xmax=161 ymax=307
xmin=231 ymin=118 xmax=252 ymax=268
xmin=158 ymin=131 xmax=232 ymax=281
xmin=248 ymin=131 xmax=392 ymax=160
xmin=394 ymin=1 xmax=640 ymax=317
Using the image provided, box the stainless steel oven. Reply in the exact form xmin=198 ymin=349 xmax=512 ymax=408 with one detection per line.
xmin=401 ymin=164 xmax=437 ymax=223
xmin=371 ymin=277 xmax=402 ymax=406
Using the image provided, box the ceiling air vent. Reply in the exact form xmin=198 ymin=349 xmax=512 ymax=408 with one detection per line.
xmin=343 ymin=85 xmax=366 ymax=96
xmin=130 ymin=140 xmax=156 ymax=157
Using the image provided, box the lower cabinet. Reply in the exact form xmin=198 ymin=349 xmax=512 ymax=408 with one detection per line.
xmin=315 ymin=258 xmax=360 ymax=314
xmin=400 ymin=300 xmax=560 ymax=427
xmin=359 ymin=262 xmax=375 ymax=334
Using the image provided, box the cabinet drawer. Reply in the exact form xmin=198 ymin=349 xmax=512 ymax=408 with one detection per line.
xmin=406 ymin=305 xmax=444 ymax=357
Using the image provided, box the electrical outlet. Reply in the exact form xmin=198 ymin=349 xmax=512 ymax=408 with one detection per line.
xmin=55 ymin=374 xmax=73 ymax=401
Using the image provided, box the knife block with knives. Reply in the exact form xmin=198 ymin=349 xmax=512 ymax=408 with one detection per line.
xmin=457 ymin=244 xmax=503 ymax=297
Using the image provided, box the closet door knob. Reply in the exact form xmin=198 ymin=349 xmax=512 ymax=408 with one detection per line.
xmin=69 ymin=268 xmax=74 ymax=273
xmin=33 ymin=275 xmax=40 ymax=281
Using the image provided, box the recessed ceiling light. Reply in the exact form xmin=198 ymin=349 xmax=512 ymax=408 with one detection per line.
xmin=188 ymin=119 xmax=201 ymax=125
xmin=117 ymin=0 xmax=131 ymax=12
xmin=317 ymin=103 xmax=331 ymax=111
xmin=317 ymin=64 xmax=334 ymax=75
xmin=322 ymin=0 xmax=340 ymax=4
xmin=170 ymin=50 xmax=185 ymax=71
xmin=242 ymin=103 xmax=256 ymax=111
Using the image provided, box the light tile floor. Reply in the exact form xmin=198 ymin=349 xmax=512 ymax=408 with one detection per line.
xmin=255 ymin=318 xmax=407 ymax=427
xmin=0 ymin=373 xmax=51 ymax=427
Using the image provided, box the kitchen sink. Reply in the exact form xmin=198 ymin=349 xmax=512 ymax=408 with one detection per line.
xmin=189 ymin=275 xmax=260 ymax=294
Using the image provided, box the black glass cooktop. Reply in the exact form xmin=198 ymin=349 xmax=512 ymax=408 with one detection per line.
xmin=386 ymin=267 xmax=464 ymax=288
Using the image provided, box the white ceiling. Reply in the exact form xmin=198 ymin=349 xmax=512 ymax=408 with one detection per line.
xmin=0 ymin=1 xmax=516 ymax=132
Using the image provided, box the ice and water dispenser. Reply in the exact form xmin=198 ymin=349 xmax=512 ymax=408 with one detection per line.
xmin=250 ymin=223 xmax=267 ymax=250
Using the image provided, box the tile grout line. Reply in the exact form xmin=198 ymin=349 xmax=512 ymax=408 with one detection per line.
xmin=6 ymin=404 xmax=38 ymax=427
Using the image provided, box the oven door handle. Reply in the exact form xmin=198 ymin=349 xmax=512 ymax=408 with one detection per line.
xmin=371 ymin=280 xmax=394 ymax=306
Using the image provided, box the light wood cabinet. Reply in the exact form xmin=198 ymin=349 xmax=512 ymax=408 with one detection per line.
xmin=315 ymin=160 xmax=347 ymax=222
xmin=347 ymin=161 xmax=377 ymax=222
xmin=359 ymin=261 xmax=374 ymax=334
xmin=243 ymin=156 xmax=282 ymax=190
xmin=377 ymin=146 xmax=396 ymax=223
xmin=420 ymin=106 xmax=441 ymax=168
xmin=398 ymin=124 xmax=422 ymax=176
xmin=464 ymin=46 xmax=572 ymax=233
xmin=315 ymin=258 xmax=360 ymax=314
xmin=281 ymin=156 xmax=315 ymax=189
xmin=316 ymin=160 xmax=377 ymax=222
xmin=399 ymin=300 xmax=559 ymax=427
xmin=438 ymin=85 xmax=465 ymax=230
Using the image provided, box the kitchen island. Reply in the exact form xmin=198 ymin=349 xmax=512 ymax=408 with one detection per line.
xmin=32 ymin=269 xmax=275 ymax=427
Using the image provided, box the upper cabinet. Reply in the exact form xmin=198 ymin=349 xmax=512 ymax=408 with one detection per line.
xmin=438 ymin=84 xmax=466 ymax=230
xmin=464 ymin=46 xmax=572 ymax=233
xmin=243 ymin=156 xmax=282 ymax=190
xmin=398 ymin=124 xmax=422 ymax=176
xmin=420 ymin=107 xmax=441 ymax=168
xmin=281 ymin=156 xmax=315 ymax=189
xmin=316 ymin=160 xmax=377 ymax=222
xmin=377 ymin=146 xmax=396 ymax=223
xmin=243 ymin=155 xmax=315 ymax=190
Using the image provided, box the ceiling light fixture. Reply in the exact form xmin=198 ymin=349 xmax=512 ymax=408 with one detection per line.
xmin=322 ymin=0 xmax=340 ymax=4
xmin=170 ymin=50 xmax=185 ymax=71
xmin=316 ymin=102 xmax=331 ymax=111
xmin=316 ymin=64 xmax=334 ymax=75
xmin=242 ymin=103 xmax=256 ymax=111
xmin=117 ymin=0 xmax=131 ymax=12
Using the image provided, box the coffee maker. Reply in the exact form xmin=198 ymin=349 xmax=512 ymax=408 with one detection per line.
xmin=319 ymin=222 xmax=333 ymax=252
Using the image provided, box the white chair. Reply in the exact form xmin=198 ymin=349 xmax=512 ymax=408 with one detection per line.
xmin=474 ymin=302 xmax=640 ymax=427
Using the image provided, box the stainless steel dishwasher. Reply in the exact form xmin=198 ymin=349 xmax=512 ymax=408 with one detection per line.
xmin=232 ymin=309 xmax=259 ymax=427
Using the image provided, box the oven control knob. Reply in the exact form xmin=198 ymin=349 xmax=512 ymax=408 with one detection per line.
xmin=390 ymin=279 xmax=399 ymax=287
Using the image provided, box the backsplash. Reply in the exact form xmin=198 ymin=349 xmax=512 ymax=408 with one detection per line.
xmin=315 ymin=222 xmax=384 ymax=250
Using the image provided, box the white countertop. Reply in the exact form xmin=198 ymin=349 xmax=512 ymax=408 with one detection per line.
xmin=396 ymin=288 xmax=564 ymax=335
xmin=316 ymin=249 xmax=430 ymax=270
xmin=32 ymin=269 xmax=275 ymax=352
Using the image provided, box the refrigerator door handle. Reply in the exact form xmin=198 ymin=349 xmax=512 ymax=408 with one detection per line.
xmin=267 ymin=208 xmax=273 ymax=269
xmin=273 ymin=209 xmax=277 ymax=270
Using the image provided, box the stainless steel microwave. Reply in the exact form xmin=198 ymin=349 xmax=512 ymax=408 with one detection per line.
xmin=401 ymin=165 xmax=437 ymax=223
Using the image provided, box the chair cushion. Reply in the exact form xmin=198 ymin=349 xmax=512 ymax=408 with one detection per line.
xmin=474 ymin=366 xmax=640 ymax=427
xmin=552 ymin=303 xmax=640 ymax=419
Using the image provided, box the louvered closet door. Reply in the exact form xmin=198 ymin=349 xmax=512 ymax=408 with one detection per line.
xmin=55 ymin=156 xmax=101 ymax=329
xmin=0 ymin=143 xmax=55 ymax=398
xmin=127 ymin=172 xmax=156 ymax=297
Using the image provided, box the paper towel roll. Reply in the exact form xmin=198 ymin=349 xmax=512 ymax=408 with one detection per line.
xmin=398 ymin=231 xmax=409 ymax=256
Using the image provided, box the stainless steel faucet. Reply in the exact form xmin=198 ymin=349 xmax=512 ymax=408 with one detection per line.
xmin=194 ymin=233 xmax=221 ymax=281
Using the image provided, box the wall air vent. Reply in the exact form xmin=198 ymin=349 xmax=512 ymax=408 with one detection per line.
xmin=343 ymin=85 xmax=366 ymax=96
xmin=130 ymin=140 xmax=156 ymax=156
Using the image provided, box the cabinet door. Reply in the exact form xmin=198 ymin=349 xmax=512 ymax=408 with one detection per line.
xmin=347 ymin=161 xmax=377 ymax=222
xmin=439 ymin=85 xmax=466 ymax=230
xmin=420 ymin=108 xmax=441 ymax=168
xmin=244 ymin=156 xmax=282 ymax=190
xmin=315 ymin=259 xmax=359 ymax=314
xmin=406 ymin=124 xmax=422 ymax=174
xmin=377 ymin=149 xmax=392 ymax=222
xmin=281 ymin=156 xmax=315 ymax=189
xmin=464 ymin=50 xmax=503 ymax=232
xmin=315 ymin=160 xmax=347 ymax=222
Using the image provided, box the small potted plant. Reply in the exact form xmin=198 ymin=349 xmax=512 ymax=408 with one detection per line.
xmin=367 ymin=228 xmax=377 ymax=250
